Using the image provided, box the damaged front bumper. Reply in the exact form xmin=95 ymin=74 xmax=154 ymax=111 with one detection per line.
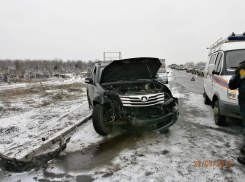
xmin=129 ymin=105 xmax=179 ymax=132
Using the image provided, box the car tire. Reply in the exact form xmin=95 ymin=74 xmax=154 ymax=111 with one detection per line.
xmin=92 ymin=104 xmax=112 ymax=135
xmin=203 ymin=92 xmax=211 ymax=105
xmin=213 ymin=100 xmax=226 ymax=126
xmin=166 ymin=81 xmax=168 ymax=84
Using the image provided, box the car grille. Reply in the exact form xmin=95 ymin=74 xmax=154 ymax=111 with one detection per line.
xmin=119 ymin=93 xmax=165 ymax=107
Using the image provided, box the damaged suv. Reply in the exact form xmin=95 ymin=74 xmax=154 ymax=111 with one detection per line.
xmin=85 ymin=57 xmax=179 ymax=135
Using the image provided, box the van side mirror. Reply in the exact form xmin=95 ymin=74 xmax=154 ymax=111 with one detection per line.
xmin=212 ymin=70 xmax=220 ymax=75
xmin=85 ymin=77 xmax=93 ymax=84
xmin=167 ymin=72 xmax=169 ymax=74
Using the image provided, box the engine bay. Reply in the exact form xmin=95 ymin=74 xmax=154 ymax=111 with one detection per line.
xmin=101 ymin=81 xmax=176 ymax=125
xmin=102 ymin=81 xmax=165 ymax=96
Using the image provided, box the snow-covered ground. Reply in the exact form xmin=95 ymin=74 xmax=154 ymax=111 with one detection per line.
xmin=1 ymin=69 xmax=245 ymax=181
xmin=0 ymin=74 xmax=84 ymax=91
xmin=0 ymin=75 xmax=89 ymax=159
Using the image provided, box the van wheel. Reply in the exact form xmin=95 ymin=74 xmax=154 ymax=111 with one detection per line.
xmin=213 ymin=100 xmax=226 ymax=126
xmin=203 ymin=92 xmax=211 ymax=105
xmin=166 ymin=81 xmax=168 ymax=84
xmin=92 ymin=104 xmax=112 ymax=135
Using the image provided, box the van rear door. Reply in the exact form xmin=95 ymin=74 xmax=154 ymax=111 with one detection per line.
xmin=205 ymin=54 xmax=217 ymax=99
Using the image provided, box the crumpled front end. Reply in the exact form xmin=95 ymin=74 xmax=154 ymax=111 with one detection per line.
xmin=121 ymin=95 xmax=179 ymax=131
xmin=104 ymin=88 xmax=179 ymax=131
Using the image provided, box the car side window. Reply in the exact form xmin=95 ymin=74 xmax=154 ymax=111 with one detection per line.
xmin=209 ymin=54 xmax=216 ymax=64
xmin=215 ymin=53 xmax=223 ymax=73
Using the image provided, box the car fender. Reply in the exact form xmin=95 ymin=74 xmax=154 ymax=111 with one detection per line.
xmin=93 ymin=93 xmax=106 ymax=105
xmin=92 ymin=83 xmax=108 ymax=105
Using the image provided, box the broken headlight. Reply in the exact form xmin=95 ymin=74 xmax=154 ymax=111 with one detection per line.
xmin=227 ymin=89 xmax=238 ymax=100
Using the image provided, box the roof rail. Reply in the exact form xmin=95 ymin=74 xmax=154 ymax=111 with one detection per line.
xmin=207 ymin=37 xmax=227 ymax=55
xmin=208 ymin=32 xmax=245 ymax=55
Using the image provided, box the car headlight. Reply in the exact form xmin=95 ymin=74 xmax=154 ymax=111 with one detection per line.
xmin=228 ymin=89 xmax=238 ymax=100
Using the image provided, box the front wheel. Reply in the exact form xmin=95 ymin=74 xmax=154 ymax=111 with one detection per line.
xmin=92 ymin=104 xmax=113 ymax=135
xmin=213 ymin=100 xmax=226 ymax=126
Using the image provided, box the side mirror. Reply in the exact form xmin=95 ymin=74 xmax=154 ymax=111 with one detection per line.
xmin=85 ymin=77 xmax=93 ymax=84
xmin=167 ymin=72 xmax=169 ymax=74
xmin=212 ymin=70 xmax=220 ymax=75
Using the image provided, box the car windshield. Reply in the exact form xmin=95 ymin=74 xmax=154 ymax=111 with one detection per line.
xmin=158 ymin=68 xmax=166 ymax=73
xmin=226 ymin=49 xmax=245 ymax=75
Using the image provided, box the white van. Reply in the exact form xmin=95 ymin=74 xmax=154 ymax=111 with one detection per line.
xmin=203 ymin=33 xmax=245 ymax=125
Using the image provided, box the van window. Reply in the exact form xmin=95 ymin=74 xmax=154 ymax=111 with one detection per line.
xmin=209 ymin=54 xmax=216 ymax=64
xmin=226 ymin=49 xmax=245 ymax=75
xmin=215 ymin=53 xmax=223 ymax=73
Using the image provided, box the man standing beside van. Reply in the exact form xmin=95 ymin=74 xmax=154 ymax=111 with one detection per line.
xmin=229 ymin=60 xmax=245 ymax=165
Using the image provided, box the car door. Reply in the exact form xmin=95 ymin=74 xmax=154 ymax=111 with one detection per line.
xmin=205 ymin=53 xmax=217 ymax=99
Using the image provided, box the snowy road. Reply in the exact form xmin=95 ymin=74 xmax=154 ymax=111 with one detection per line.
xmin=1 ymin=69 xmax=245 ymax=182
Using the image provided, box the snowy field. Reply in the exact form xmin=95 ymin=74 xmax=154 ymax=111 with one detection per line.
xmin=0 ymin=75 xmax=90 ymax=159
xmin=1 ymin=69 xmax=245 ymax=182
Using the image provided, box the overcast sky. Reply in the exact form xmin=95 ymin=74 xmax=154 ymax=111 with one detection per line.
xmin=1 ymin=0 xmax=245 ymax=64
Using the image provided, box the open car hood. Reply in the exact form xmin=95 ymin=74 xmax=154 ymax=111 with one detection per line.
xmin=100 ymin=57 xmax=161 ymax=83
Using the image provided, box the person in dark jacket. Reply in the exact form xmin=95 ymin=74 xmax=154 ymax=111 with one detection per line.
xmin=229 ymin=60 xmax=245 ymax=165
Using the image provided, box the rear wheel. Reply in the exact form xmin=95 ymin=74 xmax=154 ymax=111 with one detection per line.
xmin=213 ymin=100 xmax=226 ymax=126
xmin=203 ymin=91 xmax=211 ymax=105
xmin=92 ymin=104 xmax=112 ymax=135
